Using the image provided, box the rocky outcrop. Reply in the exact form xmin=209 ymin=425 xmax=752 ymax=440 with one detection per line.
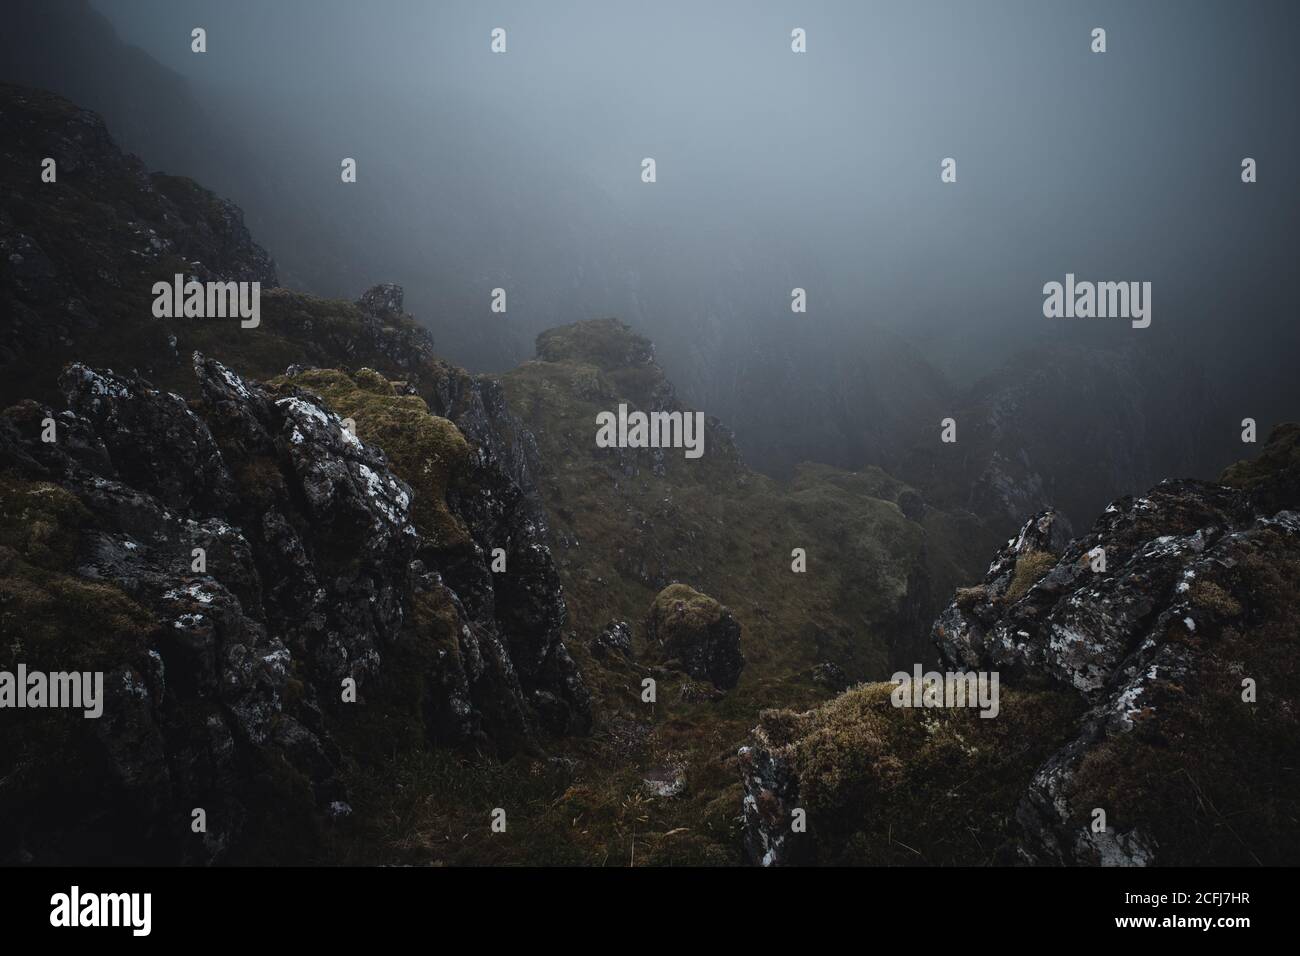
xmin=646 ymin=584 xmax=745 ymax=690
xmin=737 ymin=731 xmax=810 ymax=867
xmin=935 ymin=444 xmax=1299 ymax=865
xmin=417 ymin=362 xmax=591 ymax=736
xmin=739 ymin=425 xmax=1300 ymax=866
xmin=0 ymin=84 xmax=602 ymax=864
xmin=590 ymin=620 xmax=633 ymax=660
xmin=0 ymin=354 xmax=590 ymax=864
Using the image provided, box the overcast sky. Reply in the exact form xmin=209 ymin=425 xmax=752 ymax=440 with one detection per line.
xmin=58 ymin=0 xmax=1300 ymax=473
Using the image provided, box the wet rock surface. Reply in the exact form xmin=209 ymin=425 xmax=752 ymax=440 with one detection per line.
xmin=739 ymin=425 xmax=1300 ymax=866
xmin=590 ymin=620 xmax=634 ymax=660
xmin=738 ymin=735 xmax=810 ymax=867
xmin=0 ymin=355 xmax=590 ymax=863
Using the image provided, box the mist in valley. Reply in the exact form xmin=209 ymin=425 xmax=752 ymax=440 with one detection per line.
xmin=6 ymin=0 xmax=1299 ymax=528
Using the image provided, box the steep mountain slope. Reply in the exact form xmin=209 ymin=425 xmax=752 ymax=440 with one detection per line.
xmin=896 ymin=344 xmax=1226 ymax=537
xmin=0 ymin=83 xmax=595 ymax=863
xmin=500 ymin=318 xmax=994 ymax=690
xmin=0 ymin=1 xmax=646 ymax=368
xmin=0 ymin=83 xmax=995 ymax=865
xmin=0 ymin=1 xmax=215 ymax=190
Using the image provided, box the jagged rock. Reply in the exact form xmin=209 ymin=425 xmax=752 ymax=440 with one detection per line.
xmin=0 ymin=357 xmax=420 ymax=862
xmin=264 ymin=363 xmax=593 ymax=745
xmin=935 ymin=487 xmax=1252 ymax=696
xmin=933 ymin=432 xmax=1300 ymax=865
xmin=59 ymin=364 xmax=235 ymax=516
xmin=422 ymin=364 xmax=592 ymax=736
xmin=645 ymin=583 xmax=745 ymax=690
xmin=739 ymin=425 xmax=1300 ymax=867
xmin=1007 ymin=502 xmax=1300 ymax=865
xmin=589 ymin=620 xmax=633 ymax=660
xmin=737 ymin=732 xmax=809 ymax=867
xmin=0 ymin=353 xmax=593 ymax=863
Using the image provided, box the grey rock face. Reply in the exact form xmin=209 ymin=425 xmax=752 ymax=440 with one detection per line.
xmin=0 ymin=353 xmax=589 ymax=863
xmin=737 ymin=736 xmax=809 ymax=867
xmin=590 ymin=620 xmax=633 ymax=660
xmin=738 ymin=446 xmax=1300 ymax=866
xmin=422 ymin=362 xmax=592 ymax=736
xmin=934 ymin=485 xmax=1253 ymax=696
xmin=935 ymin=480 xmax=1292 ymax=864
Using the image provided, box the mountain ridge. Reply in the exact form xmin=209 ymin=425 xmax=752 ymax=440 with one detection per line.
xmin=2 ymin=82 xmax=1296 ymax=867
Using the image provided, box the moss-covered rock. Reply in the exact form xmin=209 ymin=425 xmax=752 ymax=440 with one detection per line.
xmin=739 ymin=681 xmax=1081 ymax=865
xmin=269 ymin=367 xmax=471 ymax=550
xmin=646 ymin=583 xmax=745 ymax=690
xmin=0 ymin=472 xmax=164 ymax=863
xmin=535 ymin=318 xmax=655 ymax=371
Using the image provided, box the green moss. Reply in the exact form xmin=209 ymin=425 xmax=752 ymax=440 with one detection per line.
xmin=0 ymin=473 xmax=160 ymax=844
xmin=0 ymin=472 xmax=90 ymax=571
xmin=649 ymin=583 xmax=727 ymax=634
xmin=1220 ymin=422 xmax=1300 ymax=512
xmin=3 ymin=573 xmax=153 ymax=669
xmin=269 ymin=368 xmax=472 ymax=550
xmin=1221 ymin=422 xmax=1300 ymax=487
xmin=0 ymin=472 xmax=153 ymax=672
xmin=535 ymin=318 xmax=653 ymax=370
xmin=1005 ymin=549 xmax=1055 ymax=604
xmin=758 ymin=680 xmax=1082 ymax=864
xmin=1190 ymin=580 xmax=1243 ymax=618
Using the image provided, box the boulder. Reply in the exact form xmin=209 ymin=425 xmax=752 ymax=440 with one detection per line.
xmin=590 ymin=620 xmax=633 ymax=660
xmin=645 ymin=583 xmax=744 ymax=690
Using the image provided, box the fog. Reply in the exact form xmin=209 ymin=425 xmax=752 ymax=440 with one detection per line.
xmin=6 ymin=0 xmax=1299 ymax=501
